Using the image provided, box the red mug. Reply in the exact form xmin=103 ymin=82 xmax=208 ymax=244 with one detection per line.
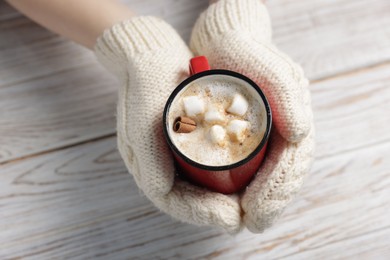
xmin=163 ymin=56 xmax=272 ymax=194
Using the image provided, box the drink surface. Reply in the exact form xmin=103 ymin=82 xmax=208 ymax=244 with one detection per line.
xmin=168 ymin=75 xmax=267 ymax=166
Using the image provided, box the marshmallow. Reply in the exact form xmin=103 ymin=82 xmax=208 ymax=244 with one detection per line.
xmin=227 ymin=93 xmax=249 ymax=116
xmin=183 ymin=96 xmax=205 ymax=117
xmin=208 ymin=125 xmax=227 ymax=147
xmin=204 ymin=106 xmax=225 ymax=124
xmin=227 ymin=119 xmax=250 ymax=143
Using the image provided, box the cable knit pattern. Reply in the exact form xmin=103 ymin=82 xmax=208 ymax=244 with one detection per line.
xmin=241 ymin=86 xmax=315 ymax=232
xmin=94 ymin=0 xmax=315 ymax=234
xmin=95 ymin=16 xmax=183 ymax=77
xmin=191 ymin=0 xmax=310 ymax=143
xmin=190 ymin=0 xmax=272 ymax=49
xmin=190 ymin=0 xmax=315 ymax=233
xmin=95 ymin=16 xmax=242 ymax=234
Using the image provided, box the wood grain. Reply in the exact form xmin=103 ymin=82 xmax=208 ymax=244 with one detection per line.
xmin=0 ymin=61 xmax=117 ymax=163
xmin=268 ymin=0 xmax=390 ymax=80
xmin=312 ymin=62 xmax=390 ymax=158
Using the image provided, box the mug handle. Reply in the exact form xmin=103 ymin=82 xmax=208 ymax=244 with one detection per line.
xmin=189 ymin=56 xmax=210 ymax=76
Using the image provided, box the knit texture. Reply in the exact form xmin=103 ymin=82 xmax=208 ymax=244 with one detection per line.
xmin=191 ymin=0 xmax=310 ymax=143
xmin=190 ymin=0 xmax=315 ymax=233
xmin=95 ymin=16 xmax=242 ymax=234
xmin=191 ymin=0 xmax=272 ymax=50
xmin=94 ymin=0 xmax=315 ymax=234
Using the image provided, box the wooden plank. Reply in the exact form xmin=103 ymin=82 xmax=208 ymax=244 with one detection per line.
xmin=280 ymin=228 xmax=390 ymax=260
xmin=269 ymin=0 xmax=390 ymax=80
xmin=0 ymin=134 xmax=389 ymax=259
xmin=312 ymin=63 xmax=390 ymax=158
xmin=0 ymin=11 xmax=119 ymax=163
xmin=0 ymin=1 xmax=21 ymax=21
xmin=0 ymin=62 xmax=117 ymax=163
xmin=1 ymin=0 xmax=389 ymax=162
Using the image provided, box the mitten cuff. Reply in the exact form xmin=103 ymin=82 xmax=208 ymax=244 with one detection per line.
xmin=190 ymin=0 xmax=272 ymax=52
xmin=95 ymin=16 xmax=186 ymax=76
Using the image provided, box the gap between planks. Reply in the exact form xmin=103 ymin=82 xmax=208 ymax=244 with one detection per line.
xmin=277 ymin=225 xmax=390 ymax=259
xmin=0 ymin=133 xmax=116 ymax=166
xmin=1 ymin=60 xmax=389 ymax=166
xmin=310 ymin=59 xmax=390 ymax=84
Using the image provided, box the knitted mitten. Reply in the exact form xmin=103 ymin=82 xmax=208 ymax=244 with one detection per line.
xmin=190 ymin=0 xmax=315 ymax=233
xmin=95 ymin=17 xmax=242 ymax=234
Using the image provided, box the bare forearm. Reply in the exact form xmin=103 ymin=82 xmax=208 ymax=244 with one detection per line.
xmin=6 ymin=0 xmax=135 ymax=49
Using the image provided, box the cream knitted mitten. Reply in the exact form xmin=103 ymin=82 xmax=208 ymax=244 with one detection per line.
xmin=95 ymin=17 xmax=242 ymax=234
xmin=190 ymin=0 xmax=315 ymax=232
xmin=95 ymin=0 xmax=315 ymax=234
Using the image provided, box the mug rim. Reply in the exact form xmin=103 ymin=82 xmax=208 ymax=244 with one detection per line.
xmin=163 ymin=69 xmax=272 ymax=171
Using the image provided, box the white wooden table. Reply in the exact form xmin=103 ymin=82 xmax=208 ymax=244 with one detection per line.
xmin=1 ymin=0 xmax=389 ymax=259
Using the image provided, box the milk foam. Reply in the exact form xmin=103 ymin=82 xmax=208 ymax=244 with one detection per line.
xmin=168 ymin=75 xmax=267 ymax=166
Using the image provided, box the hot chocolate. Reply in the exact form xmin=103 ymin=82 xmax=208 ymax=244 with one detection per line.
xmin=167 ymin=74 xmax=267 ymax=166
